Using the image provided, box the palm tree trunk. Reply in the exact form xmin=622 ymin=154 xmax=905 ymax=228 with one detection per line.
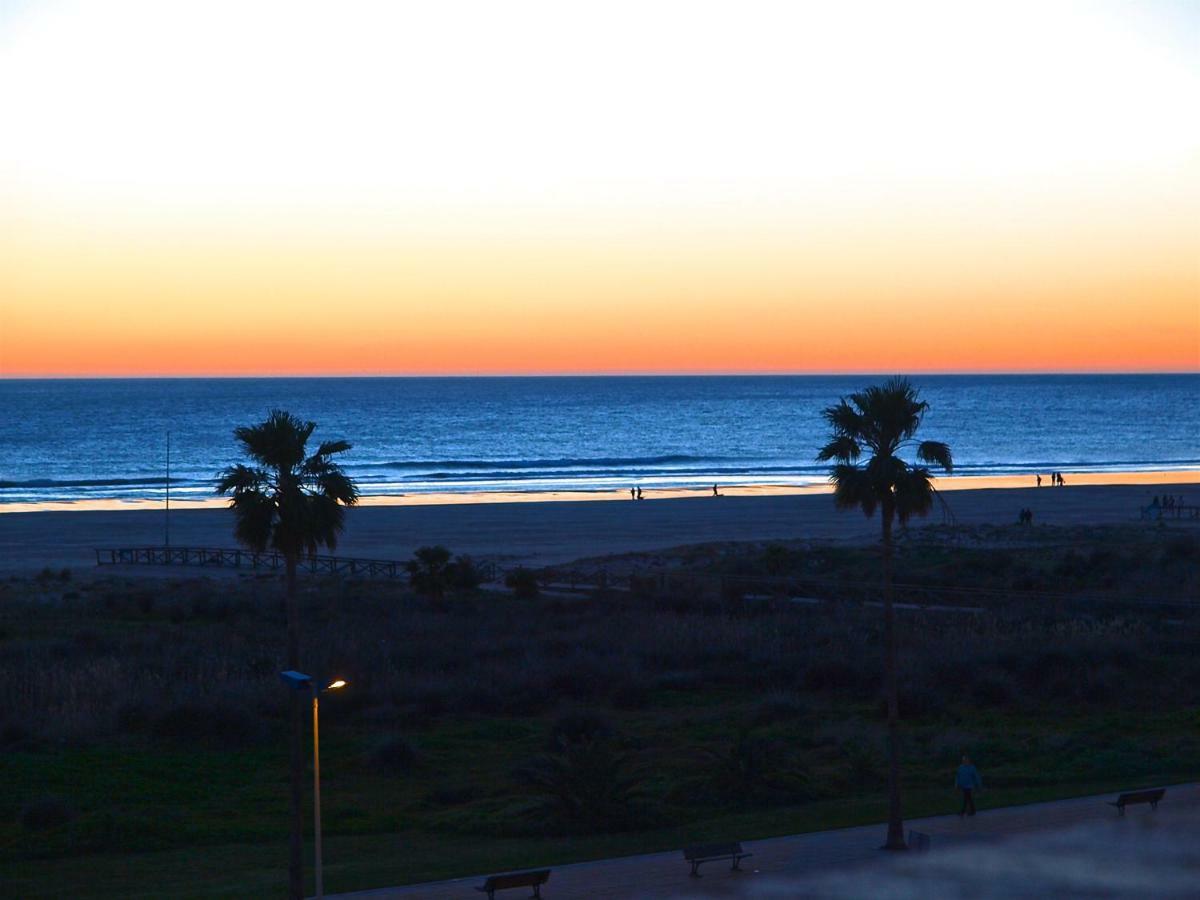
xmin=881 ymin=506 xmax=907 ymax=850
xmin=285 ymin=554 xmax=305 ymax=899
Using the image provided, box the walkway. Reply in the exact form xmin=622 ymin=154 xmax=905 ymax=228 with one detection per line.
xmin=327 ymin=783 xmax=1198 ymax=899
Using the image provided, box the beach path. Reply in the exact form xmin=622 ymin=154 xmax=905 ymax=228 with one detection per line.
xmin=327 ymin=783 xmax=1199 ymax=899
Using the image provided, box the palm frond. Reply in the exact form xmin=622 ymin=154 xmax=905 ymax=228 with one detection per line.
xmin=822 ymin=400 xmax=865 ymax=439
xmin=312 ymin=439 xmax=352 ymax=459
xmin=916 ymin=440 xmax=953 ymax=473
xmin=235 ymin=409 xmax=316 ymax=470
xmin=892 ymin=466 xmax=935 ymax=523
xmin=215 ymin=464 xmax=270 ymax=496
xmin=304 ymin=493 xmax=349 ymax=554
xmin=829 ymin=465 xmax=878 ymax=517
xmin=229 ymin=490 xmax=277 ymax=551
xmin=312 ymin=469 xmax=359 ymax=505
xmin=816 ymin=435 xmax=861 ymax=464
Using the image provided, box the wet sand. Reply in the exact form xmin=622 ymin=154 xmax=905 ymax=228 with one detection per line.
xmin=1 ymin=470 xmax=1196 ymax=515
xmin=0 ymin=478 xmax=1194 ymax=573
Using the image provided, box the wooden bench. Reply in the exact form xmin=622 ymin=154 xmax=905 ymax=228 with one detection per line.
xmin=1108 ymin=788 xmax=1165 ymax=815
xmin=475 ymin=869 xmax=551 ymax=899
xmin=682 ymin=841 xmax=753 ymax=877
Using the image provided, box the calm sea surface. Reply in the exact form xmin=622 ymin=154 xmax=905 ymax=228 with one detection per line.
xmin=1 ymin=375 xmax=1197 ymax=505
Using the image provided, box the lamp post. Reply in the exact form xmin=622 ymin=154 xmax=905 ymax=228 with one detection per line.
xmin=280 ymin=670 xmax=346 ymax=899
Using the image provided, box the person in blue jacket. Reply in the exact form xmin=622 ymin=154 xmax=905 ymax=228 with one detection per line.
xmin=956 ymin=754 xmax=983 ymax=816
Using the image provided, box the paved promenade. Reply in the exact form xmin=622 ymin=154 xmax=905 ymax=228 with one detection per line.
xmin=328 ymin=783 xmax=1198 ymax=898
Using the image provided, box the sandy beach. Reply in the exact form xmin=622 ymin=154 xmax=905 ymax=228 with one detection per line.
xmin=1 ymin=477 xmax=1194 ymax=574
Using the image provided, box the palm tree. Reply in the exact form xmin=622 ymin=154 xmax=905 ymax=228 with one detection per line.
xmin=216 ymin=410 xmax=358 ymax=900
xmin=816 ymin=377 xmax=952 ymax=850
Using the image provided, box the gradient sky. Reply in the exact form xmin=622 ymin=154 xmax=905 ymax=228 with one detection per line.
xmin=1 ymin=0 xmax=1197 ymax=376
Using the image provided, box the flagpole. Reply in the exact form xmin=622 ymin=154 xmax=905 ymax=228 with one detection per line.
xmin=165 ymin=430 xmax=171 ymax=549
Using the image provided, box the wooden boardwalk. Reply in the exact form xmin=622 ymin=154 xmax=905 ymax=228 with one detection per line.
xmin=94 ymin=546 xmax=406 ymax=578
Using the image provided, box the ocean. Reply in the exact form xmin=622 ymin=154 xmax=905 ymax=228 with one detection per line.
xmin=1 ymin=375 xmax=1197 ymax=506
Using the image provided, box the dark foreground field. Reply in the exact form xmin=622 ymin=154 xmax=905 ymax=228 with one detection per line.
xmin=2 ymin=524 xmax=1198 ymax=898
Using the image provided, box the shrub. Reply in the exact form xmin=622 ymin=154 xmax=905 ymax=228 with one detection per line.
xmin=449 ymin=555 xmax=485 ymax=592
xmin=1160 ymin=534 xmax=1198 ymax=564
xmin=841 ymin=739 xmax=883 ymax=788
xmin=546 ymin=710 xmax=614 ymax=751
xmin=970 ymin=671 xmax=1016 ymax=707
xmin=761 ymin=544 xmax=794 ymax=575
xmin=19 ymin=796 xmax=77 ymax=830
xmin=878 ymin=680 xmax=940 ymax=719
xmin=609 ymin=678 xmax=651 ymax=710
xmin=702 ymin=728 xmax=813 ymax=807
xmin=407 ymin=546 xmax=454 ymax=601
xmin=369 ymin=734 xmax=419 ymax=775
xmin=150 ymin=698 xmax=265 ymax=746
xmin=749 ymin=691 xmax=808 ymax=728
xmin=514 ymin=720 xmax=648 ymax=832
xmin=0 ymin=719 xmax=33 ymax=749
xmin=505 ymin=567 xmax=539 ymax=600
xmin=803 ymin=660 xmax=872 ymax=693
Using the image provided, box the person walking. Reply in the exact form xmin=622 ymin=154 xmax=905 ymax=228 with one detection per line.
xmin=956 ymin=754 xmax=983 ymax=816
xmin=1036 ymin=474 xmax=1042 ymax=487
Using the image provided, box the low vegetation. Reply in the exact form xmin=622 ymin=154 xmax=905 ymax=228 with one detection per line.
xmin=1 ymin=524 xmax=1197 ymax=897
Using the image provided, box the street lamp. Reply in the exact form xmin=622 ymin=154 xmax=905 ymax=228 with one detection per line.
xmin=280 ymin=670 xmax=347 ymax=900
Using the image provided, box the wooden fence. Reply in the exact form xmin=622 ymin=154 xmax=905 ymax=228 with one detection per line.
xmin=95 ymin=546 xmax=405 ymax=578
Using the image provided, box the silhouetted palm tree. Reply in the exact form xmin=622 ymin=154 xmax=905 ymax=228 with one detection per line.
xmin=816 ymin=377 xmax=952 ymax=850
xmin=216 ymin=410 xmax=358 ymax=900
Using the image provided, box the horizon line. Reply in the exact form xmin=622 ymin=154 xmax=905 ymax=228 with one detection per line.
xmin=2 ymin=369 xmax=1198 ymax=380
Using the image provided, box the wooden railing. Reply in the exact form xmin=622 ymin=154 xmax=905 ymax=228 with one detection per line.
xmin=1141 ymin=504 xmax=1200 ymax=521
xmin=95 ymin=546 xmax=404 ymax=578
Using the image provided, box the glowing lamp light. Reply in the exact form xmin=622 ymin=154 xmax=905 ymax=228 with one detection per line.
xmin=277 ymin=670 xmax=347 ymax=898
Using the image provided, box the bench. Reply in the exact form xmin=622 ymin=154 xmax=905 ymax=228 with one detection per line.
xmin=475 ymin=869 xmax=551 ymax=899
xmin=682 ymin=841 xmax=753 ymax=877
xmin=1108 ymin=788 xmax=1165 ymax=815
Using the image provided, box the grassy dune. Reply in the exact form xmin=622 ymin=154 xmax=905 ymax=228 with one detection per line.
xmin=1 ymin=524 xmax=1197 ymax=897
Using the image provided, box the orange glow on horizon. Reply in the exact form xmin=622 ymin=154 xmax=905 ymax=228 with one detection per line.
xmin=1 ymin=1 xmax=1197 ymax=377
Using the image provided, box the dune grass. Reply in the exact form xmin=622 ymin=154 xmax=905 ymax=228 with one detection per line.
xmin=1 ymin=525 xmax=1197 ymax=897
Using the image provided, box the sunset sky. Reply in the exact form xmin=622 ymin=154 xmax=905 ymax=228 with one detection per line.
xmin=1 ymin=0 xmax=1197 ymax=376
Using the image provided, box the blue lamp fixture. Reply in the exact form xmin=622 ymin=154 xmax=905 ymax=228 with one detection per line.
xmin=279 ymin=669 xmax=346 ymax=899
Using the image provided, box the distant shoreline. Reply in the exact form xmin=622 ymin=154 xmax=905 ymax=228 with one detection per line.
xmin=1 ymin=469 xmax=1196 ymax=515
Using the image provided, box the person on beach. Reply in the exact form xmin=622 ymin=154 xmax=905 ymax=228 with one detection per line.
xmin=630 ymin=487 xmax=636 ymax=500
xmin=1059 ymin=473 xmax=1066 ymax=487
xmin=956 ymin=755 xmax=983 ymax=816
xmin=636 ymin=486 xmax=643 ymax=500
xmin=1036 ymin=474 xmax=1042 ymax=487
xmin=712 ymin=484 xmax=719 ymax=497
